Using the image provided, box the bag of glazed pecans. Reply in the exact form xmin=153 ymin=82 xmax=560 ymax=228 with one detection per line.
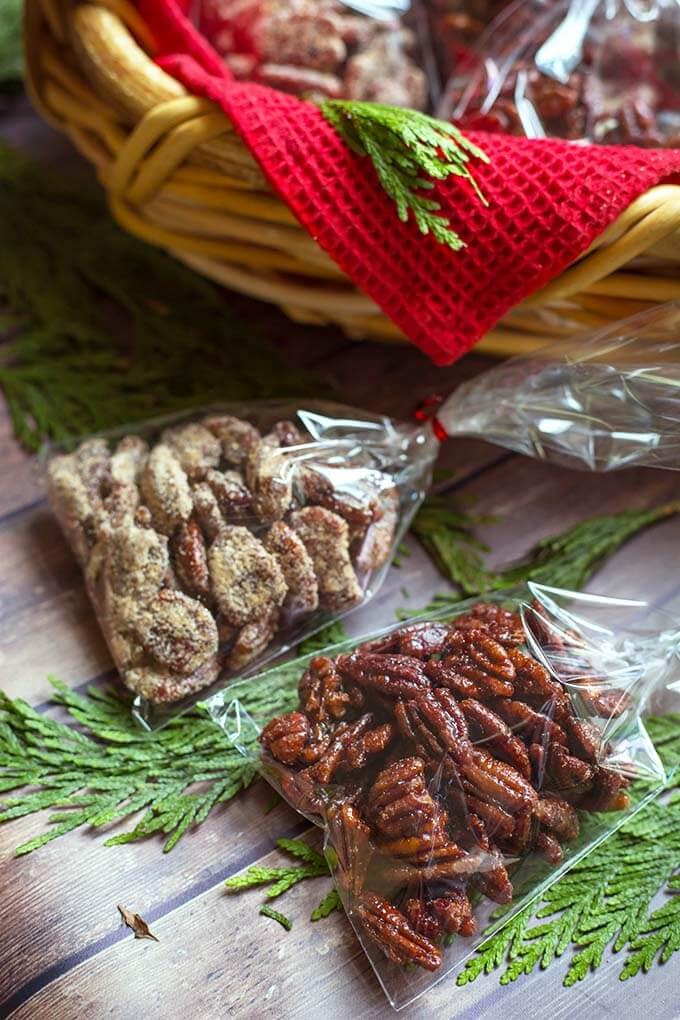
xmin=195 ymin=0 xmax=437 ymax=109
xmin=213 ymin=584 xmax=677 ymax=1008
xmin=439 ymin=0 xmax=680 ymax=147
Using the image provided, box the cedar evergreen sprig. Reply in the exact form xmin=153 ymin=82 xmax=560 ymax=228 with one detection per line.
xmin=0 ymin=142 xmax=325 ymax=452
xmin=0 ymin=0 xmax=22 ymax=85
xmin=320 ymin=100 xmax=488 ymax=252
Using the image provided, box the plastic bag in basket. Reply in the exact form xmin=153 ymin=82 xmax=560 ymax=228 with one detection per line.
xmin=195 ymin=0 xmax=435 ymax=108
xmin=212 ymin=583 xmax=676 ymax=1008
xmin=439 ymin=0 xmax=680 ymax=147
xmin=43 ymin=304 xmax=679 ymax=726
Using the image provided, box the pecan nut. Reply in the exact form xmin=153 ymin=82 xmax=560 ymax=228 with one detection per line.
xmin=395 ymin=688 xmax=472 ymax=765
xmin=298 ymin=655 xmax=349 ymax=724
xmin=355 ymin=893 xmax=442 ymax=972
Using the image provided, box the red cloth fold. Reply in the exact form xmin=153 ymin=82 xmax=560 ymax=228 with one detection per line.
xmin=139 ymin=0 xmax=680 ymax=365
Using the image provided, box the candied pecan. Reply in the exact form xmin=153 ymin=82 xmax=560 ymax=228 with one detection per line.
xmin=536 ymin=830 xmax=563 ymax=866
xmin=299 ymin=465 xmax=379 ymax=530
xmin=345 ymin=33 xmax=427 ymax=110
xmin=202 ymin=414 xmax=260 ymax=466
xmin=131 ymin=589 xmax=219 ymax=676
xmin=101 ymin=481 xmax=139 ymax=529
xmin=395 ymin=688 xmax=471 ymax=765
xmin=578 ymin=685 xmax=633 ymax=719
xmin=534 ymin=793 xmax=579 ymax=841
xmin=366 ymin=757 xmax=445 ymax=842
xmin=298 ymin=655 xmax=349 ymax=723
xmin=405 ymin=889 xmax=476 ymax=940
xmin=258 ymin=63 xmax=344 ymax=99
xmin=507 ymin=647 xmax=570 ymax=719
xmin=103 ymin=520 xmax=169 ymax=601
xmin=125 ymin=653 xmax=220 ymax=704
xmin=459 ymin=700 xmax=531 ymax=779
xmin=289 ymin=506 xmax=363 ymax=611
xmin=192 ymin=481 xmax=226 ymax=541
xmin=260 ymin=711 xmax=329 ymax=767
xmin=280 ymin=769 xmax=324 ymax=818
xmin=463 ymin=795 xmax=515 ymax=841
xmin=256 ymin=10 xmax=346 ymax=71
xmin=109 ymin=435 xmax=148 ymax=485
xmin=355 ymin=893 xmax=441 ymax=972
xmin=354 ymin=486 xmax=399 ymax=574
xmin=47 ymin=453 xmax=100 ymax=564
xmin=424 ymin=659 xmax=490 ymax=700
xmin=545 ymin=743 xmax=594 ymax=792
xmin=394 ymin=621 xmax=455 ymax=660
xmin=452 ymin=603 xmax=524 ymax=647
xmin=265 ymin=420 xmax=306 ymax=447
xmin=490 ymin=699 xmax=568 ymax=749
xmin=309 ymin=714 xmax=393 ymax=785
xmin=264 ymin=521 xmax=319 ymax=616
xmin=227 ymin=607 xmax=279 ymax=671
xmin=208 ymin=526 xmax=287 ymax=627
xmin=565 ymin=717 xmax=603 ymax=764
xmin=171 ymin=517 xmax=210 ymax=602
xmin=244 ymin=440 xmax=293 ymax=521
xmin=140 ymin=443 xmax=193 ymax=536
xmin=205 ymin=468 xmax=253 ymax=519
xmin=461 ymin=748 xmax=538 ymax=815
xmin=75 ymin=438 xmax=110 ymax=501
xmin=429 ymin=630 xmax=516 ymax=698
xmin=327 ymin=802 xmax=373 ymax=895
xmin=338 ymin=651 xmax=430 ymax=699
xmin=161 ymin=422 xmax=221 ymax=476
xmin=499 ymin=805 xmax=534 ymax=856
xmin=575 ymin=767 xmax=630 ymax=813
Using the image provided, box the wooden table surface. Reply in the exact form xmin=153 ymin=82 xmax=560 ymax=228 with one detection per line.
xmin=1 ymin=97 xmax=680 ymax=1020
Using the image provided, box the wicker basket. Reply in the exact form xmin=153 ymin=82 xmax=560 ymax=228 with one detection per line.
xmin=24 ymin=0 xmax=680 ymax=357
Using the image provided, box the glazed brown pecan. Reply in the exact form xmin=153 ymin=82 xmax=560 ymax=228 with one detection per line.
xmin=536 ymin=830 xmax=563 ymax=866
xmin=171 ymin=517 xmax=210 ymax=602
xmin=507 ymin=647 xmax=570 ymax=720
xmin=260 ymin=711 xmax=329 ymax=767
xmin=359 ymin=621 xmax=454 ymax=660
xmin=298 ymin=655 xmax=349 ymax=723
xmin=308 ymin=714 xmax=393 ymax=785
xmin=578 ymin=686 xmax=633 ymax=719
xmin=460 ymin=748 xmax=538 ymax=815
xmin=576 ymin=767 xmax=630 ymax=813
xmin=327 ymin=802 xmax=373 ymax=896
xmin=338 ymin=651 xmax=430 ymax=699
xmin=452 ymin=603 xmax=524 ymax=647
xmin=355 ymin=893 xmax=442 ymax=972
xmin=459 ymin=699 xmax=531 ymax=779
xmin=545 ymin=743 xmax=594 ymax=792
xmin=395 ymin=688 xmax=472 ymax=765
xmin=428 ymin=630 xmax=516 ymax=698
xmin=490 ymin=698 xmax=568 ymax=749
xmin=464 ymin=795 xmax=515 ymax=842
xmin=534 ymin=793 xmax=580 ymax=841
xmin=366 ymin=757 xmax=446 ymax=842
xmin=405 ymin=889 xmax=476 ymax=940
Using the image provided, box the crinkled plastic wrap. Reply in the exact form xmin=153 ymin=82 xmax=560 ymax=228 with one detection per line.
xmin=212 ymin=584 xmax=675 ymax=1009
xmin=195 ymin=0 xmax=434 ymax=109
xmin=437 ymin=303 xmax=680 ymax=471
xmin=439 ymin=0 xmax=680 ymax=147
xmin=44 ymin=400 xmax=437 ymax=727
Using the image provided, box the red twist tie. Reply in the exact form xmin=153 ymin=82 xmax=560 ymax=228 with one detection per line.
xmin=413 ymin=394 xmax=449 ymax=442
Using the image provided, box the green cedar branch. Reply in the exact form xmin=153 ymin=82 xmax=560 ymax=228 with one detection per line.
xmin=320 ymin=100 xmax=488 ymax=253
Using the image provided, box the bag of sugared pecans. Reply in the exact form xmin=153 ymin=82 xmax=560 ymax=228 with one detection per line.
xmin=212 ymin=583 xmax=678 ymax=1008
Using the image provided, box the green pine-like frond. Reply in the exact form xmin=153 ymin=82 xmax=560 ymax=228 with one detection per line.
xmin=320 ymin=100 xmax=488 ymax=252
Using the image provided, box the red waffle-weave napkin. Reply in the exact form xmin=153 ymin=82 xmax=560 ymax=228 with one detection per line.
xmin=139 ymin=0 xmax=680 ymax=365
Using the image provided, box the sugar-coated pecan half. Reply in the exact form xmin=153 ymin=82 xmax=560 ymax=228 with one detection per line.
xmin=299 ymin=465 xmax=380 ymax=530
xmin=202 ymin=414 xmax=261 ymax=466
xmin=461 ymin=748 xmax=538 ymax=815
xmin=161 ymin=422 xmax=221 ymax=476
xmin=245 ymin=439 xmax=293 ymax=521
xmin=395 ymin=688 xmax=472 ymax=765
xmin=205 ymin=468 xmax=253 ymax=519
xmin=355 ymin=893 xmax=442 ymax=972
xmin=459 ymin=699 xmax=531 ymax=779
xmin=260 ymin=711 xmax=329 ymax=767
xmin=337 ymin=651 xmax=430 ymax=699
xmin=452 ymin=603 xmax=524 ymax=647
xmin=265 ymin=420 xmax=306 ymax=448
xmin=139 ymin=443 xmax=193 ymax=536
xmin=366 ymin=757 xmax=445 ymax=842
xmin=489 ymin=699 xmax=568 ymax=749
xmin=308 ymin=714 xmax=393 ymax=785
xmin=354 ymin=485 xmax=399 ymax=574
xmin=534 ymin=793 xmax=580 ymax=841
xmin=327 ymin=802 xmax=374 ymax=896
xmin=227 ymin=607 xmax=279 ymax=671
xmin=507 ymin=647 xmax=571 ymax=720
xmin=289 ymin=506 xmax=363 ymax=611
xmin=405 ymin=889 xmax=476 ymax=940
xmin=545 ymin=743 xmax=594 ymax=791
xmin=208 ymin=526 xmax=287 ymax=627
xmin=298 ymin=655 xmax=349 ymax=724
xmin=264 ymin=520 xmax=319 ymax=617
xmin=171 ymin=517 xmax=211 ymax=602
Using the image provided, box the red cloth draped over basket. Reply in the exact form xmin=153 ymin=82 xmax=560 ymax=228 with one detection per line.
xmin=140 ymin=0 xmax=680 ymax=365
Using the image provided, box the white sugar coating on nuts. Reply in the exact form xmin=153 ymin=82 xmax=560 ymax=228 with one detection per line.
xmin=110 ymin=435 xmax=149 ymax=486
xmin=140 ymin=443 xmax=193 ymax=535
xmin=46 ymin=454 xmax=98 ymax=564
xmin=354 ymin=486 xmax=399 ymax=573
xmin=289 ymin=506 xmax=363 ymax=611
xmin=192 ymin=481 xmax=226 ymax=541
xmin=131 ymin=589 xmax=219 ymax=676
xmin=125 ymin=655 xmax=221 ymax=703
xmin=205 ymin=468 xmax=252 ymax=519
xmin=208 ymin=526 xmax=287 ymax=627
xmin=202 ymin=414 xmax=261 ymax=466
xmin=244 ymin=440 xmax=293 ymax=521
xmin=75 ymin=437 xmax=110 ymax=500
xmin=103 ymin=521 xmax=169 ymax=600
xmin=161 ymin=422 xmax=221 ymax=475
xmin=265 ymin=520 xmax=319 ymax=616
xmin=228 ymin=607 xmax=280 ymax=671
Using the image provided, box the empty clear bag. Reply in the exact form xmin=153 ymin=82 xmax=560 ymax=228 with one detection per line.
xmin=439 ymin=0 xmax=680 ymax=147
xmin=194 ymin=0 xmax=435 ymax=109
xmin=212 ymin=583 xmax=676 ymax=1009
